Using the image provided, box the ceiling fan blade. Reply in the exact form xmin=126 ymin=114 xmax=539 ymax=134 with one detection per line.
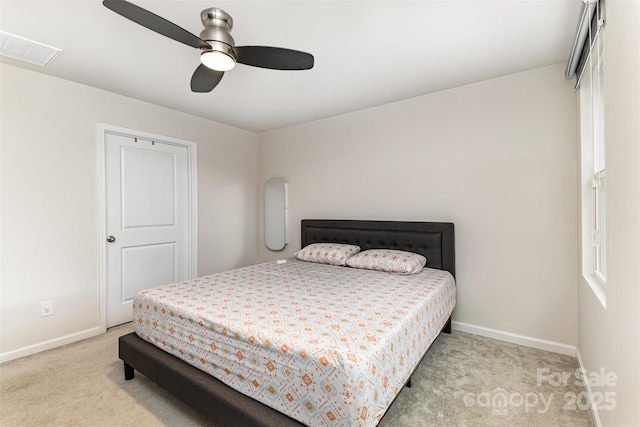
xmin=103 ymin=0 xmax=210 ymax=50
xmin=191 ymin=64 xmax=224 ymax=93
xmin=235 ymin=46 xmax=314 ymax=70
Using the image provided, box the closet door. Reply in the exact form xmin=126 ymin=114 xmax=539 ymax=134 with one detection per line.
xmin=104 ymin=133 xmax=190 ymax=327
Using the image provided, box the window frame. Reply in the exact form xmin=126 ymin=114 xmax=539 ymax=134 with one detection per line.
xmin=578 ymin=6 xmax=607 ymax=301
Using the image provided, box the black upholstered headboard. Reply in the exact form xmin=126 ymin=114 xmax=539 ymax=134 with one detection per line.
xmin=301 ymin=219 xmax=455 ymax=278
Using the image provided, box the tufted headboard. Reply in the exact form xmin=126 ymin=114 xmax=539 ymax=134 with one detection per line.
xmin=301 ymin=219 xmax=455 ymax=278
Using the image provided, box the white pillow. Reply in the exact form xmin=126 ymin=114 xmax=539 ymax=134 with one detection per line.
xmin=346 ymin=249 xmax=426 ymax=274
xmin=295 ymin=243 xmax=361 ymax=266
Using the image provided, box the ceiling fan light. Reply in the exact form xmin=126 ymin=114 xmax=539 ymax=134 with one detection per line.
xmin=201 ymin=50 xmax=235 ymax=71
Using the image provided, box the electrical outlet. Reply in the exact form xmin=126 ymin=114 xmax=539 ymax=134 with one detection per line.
xmin=40 ymin=300 xmax=53 ymax=317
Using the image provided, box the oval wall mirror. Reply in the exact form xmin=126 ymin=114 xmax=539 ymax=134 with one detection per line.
xmin=264 ymin=177 xmax=288 ymax=251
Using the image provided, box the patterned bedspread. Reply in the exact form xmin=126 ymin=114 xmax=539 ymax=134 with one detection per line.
xmin=133 ymin=258 xmax=455 ymax=426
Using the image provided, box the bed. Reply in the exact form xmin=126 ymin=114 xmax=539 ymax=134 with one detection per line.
xmin=119 ymin=219 xmax=455 ymax=426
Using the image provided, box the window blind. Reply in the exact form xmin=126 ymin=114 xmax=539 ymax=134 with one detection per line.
xmin=564 ymin=0 xmax=604 ymax=88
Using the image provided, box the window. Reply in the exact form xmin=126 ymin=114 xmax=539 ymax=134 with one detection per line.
xmin=569 ymin=0 xmax=606 ymax=299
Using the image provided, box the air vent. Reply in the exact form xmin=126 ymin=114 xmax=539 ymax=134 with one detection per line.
xmin=0 ymin=31 xmax=61 ymax=67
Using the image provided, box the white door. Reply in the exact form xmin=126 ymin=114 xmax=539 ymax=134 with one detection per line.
xmin=105 ymin=133 xmax=190 ymax=327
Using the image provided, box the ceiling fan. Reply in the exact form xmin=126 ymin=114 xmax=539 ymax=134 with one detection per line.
xmin=103 ymin=0 xmax=314 ymax=93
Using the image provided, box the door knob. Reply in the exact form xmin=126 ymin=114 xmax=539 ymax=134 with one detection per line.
xmin=106 ymin=236 xmax=116 ymax=243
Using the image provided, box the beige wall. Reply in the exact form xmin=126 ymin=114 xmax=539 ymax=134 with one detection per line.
xmin=578 ymin=1 xmax=640 ymax=426
xmin=0 ymin=64 xmax=259 ymax=358
xmin=258 ymin=63 xmax=579 ymax=347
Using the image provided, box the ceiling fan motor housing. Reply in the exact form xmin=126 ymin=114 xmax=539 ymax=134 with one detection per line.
xmin=199 ymin=8 xmax=236 ymax=58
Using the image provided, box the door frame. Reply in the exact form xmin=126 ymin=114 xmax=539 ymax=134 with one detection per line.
xmin=97 ymin=123 xmax=198 ymax=333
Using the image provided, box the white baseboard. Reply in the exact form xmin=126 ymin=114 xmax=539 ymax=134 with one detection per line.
xmin=576 ymin=348 xmax=603 ymax=427
xmin=452 ymin=321 xmax=577 ymax=356
xmin=0 ymin=326 xmax=102 ymax=364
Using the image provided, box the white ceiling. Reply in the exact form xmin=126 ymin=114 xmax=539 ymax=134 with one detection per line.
xmin=0 ymin=1 xmax=579 ymax=132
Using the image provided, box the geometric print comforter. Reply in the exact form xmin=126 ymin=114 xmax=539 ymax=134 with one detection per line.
xmin=133 ymin=258 xmax=456 ymax=426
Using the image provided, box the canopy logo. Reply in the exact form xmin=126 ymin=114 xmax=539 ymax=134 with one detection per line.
xmin=462 ymin=388 xmax=553 ymax=415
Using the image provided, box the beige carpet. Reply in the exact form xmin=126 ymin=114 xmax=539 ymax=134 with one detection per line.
xmin=0 ymin=323 xmax=594 ymax=427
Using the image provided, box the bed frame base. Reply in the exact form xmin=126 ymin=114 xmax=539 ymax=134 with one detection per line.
xmin=119 ymin=333 xmax=303 ymax=427
xmin=443 ymin=316 xmax=452 ymax=334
